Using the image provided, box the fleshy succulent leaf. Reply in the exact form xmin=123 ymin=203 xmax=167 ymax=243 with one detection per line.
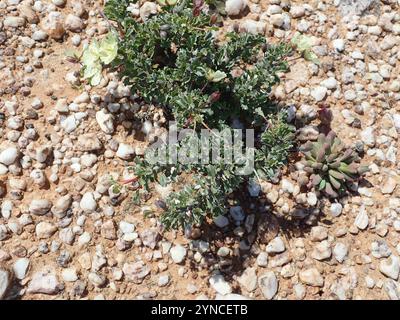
xmin=300 ymin=131 xmax=368 ymax=199
xmin=329 ymin=175 xmax=341 ymax=190
xmin=329 ymin=169 xmax=344 ymax=180
xmin=325 ymin=182 xmax=338 ymax=197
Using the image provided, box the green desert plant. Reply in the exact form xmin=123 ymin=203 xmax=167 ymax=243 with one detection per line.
xmin=300 ymin=131 xmax=368 ymax=198
xmin=82 ymin=0 xmax=297 ymax=230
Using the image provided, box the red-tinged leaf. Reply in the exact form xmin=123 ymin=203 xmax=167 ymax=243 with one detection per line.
xmin=325 ymin=182 xmax=338 ymax=198
xmin=299 ymin=141 xmax=313 ymax=152
xmin=193 ymin=0 xmax=204 ymax=16
xmin=208 ymin=91 xmax=221 ymax=104
xmin=318 ymin=107 xmax=333 ymax=124
xmin=326 ymin=130 xmax=336 ymax=145
xmin=329 ymin=174 xmax=341 ymax=190
xmin=329 ymin=169 xmax=345 ymax=180
xmin=311 ymin=174 xmax=322 ymax=186
xmin=357 ymin=165 xmax=369 ymax=175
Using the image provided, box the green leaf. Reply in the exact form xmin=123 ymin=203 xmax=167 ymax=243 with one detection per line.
xmin=291 ymin=32 xmax=313 ymax=52
xmin=99 ymin=33 xmax=118 ymax=65
xmin=303 ymin=50 xmax=320 ymax=65
xmin=206 ymin=69 xmax=227 ymax=82
xmin=90 ymin=69 xmax=103 ymax=86
xmin=81 ymin=40 xmax=101 ymax=66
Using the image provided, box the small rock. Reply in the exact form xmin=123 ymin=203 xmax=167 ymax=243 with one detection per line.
xmin=96 ymin=110 xmax=114 ymax=134
xmin=229 ymin=206 xmax=245 ymax=222
xmin=371 ymin=240 xmax=392 ymax=259
xmin=310 ymin=226 xmax=328 ymax=241
xmin=36 ymin=222 xmax=57 ymax=239
xmin=64 ymin=14 xmax=84 ymax=32
xmin=238 ymin=267 xmax=257 ymax=292
xmin=266 ymin=237 xmax=285 ymax=254
xmin=170 ymin=245 xmax=187 ymax=264
xmin=256 ymin=252 xmax=268 ymax=267
xmin=122 ymin=261 xmax=151 ymax=284
xmin=384 ymin=279 xmax=400 ymax=300
xmin=61 ymin=268 xmax=78 ymax=282
xmin=29 ymin=199 xmax=52 ymax=216
xmin=333 ymin=243 xmax=348 ymax=263
xmin=139 ymin=2 xmax=157 ymax=21
xmin=332 ymin=39 xmax=345 ymax=52
xmin=27 ymin=268 xmax=61 ymax=294
xmin=116 ymin=143 xmax=135 ymax=160
xmin=311 ymin=86 xmax=328 ymax=102
xmin=13 ymin=258 xmax=30 ymax=280
xmin=4 ymin=16 xmax=26 ymax=28
xmin=140 ymin=229 xmax=159 ymax=249
xmin=77 ymin=133 xmax=103 ymax=152
xmin=311 ymin=241 xmax=332 ymax=261
xmin=41 ymin=12 xmax=65 ymax=40
xmin=0 ymin=268 xmax=11 ymax=299
xmin=380 ymin=256 xmax=400 ymax=280
xmin=101 ymin=220 xmax=116 ymax=240
xmin=299 ymin=268 xmax=324 ymax=287
xmin=214 ymin=215 xmax=229 ymax=228
xmin=354 ymin=206 xmax=369 ymax=230
xmin=225 ymin=0 xmax=247 ymax=16
xmin=158 ymin=274 xmax=170 ymax=287
xmin=51 ymin=195 xmax=72 ymax=218
xmin=381 ymin=177 xmax=397 ymax=194
xmin=360 ymin=127 xmax=375 ymax=147
xmin=0 ymin=147 xmax=19 ymax=166
xmin=80 ymin=192 xmax=97 ymax=212
xmin=209 ymin=274 xmax=232 ymax=295
xmin=258 ymin=272 xmax=278 ymax=300
xmin=330 ymin=203 xmax=343 ymax=217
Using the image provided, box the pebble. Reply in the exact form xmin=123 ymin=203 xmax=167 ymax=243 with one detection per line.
xmin=266 ymin=237 xmax=285 ymax=253
xmin=116 ymin=143 xmax=135 ymax=160
xmin=0 ymin=268 xmax=11 ymax=299
xmin=229 ymin=206 xmax=245 ymax=222
xmin=330 ymin=203 xmax=343 ymax=217
xmin=41 ymin=12 xmax=65 ymax=40
xmin=13 ymin=258 xmax=30 ymax=280
xmin=80 ymin=192 xmax=97 ymax=212
xmin=333 ymin=243 xmax=348 ymax=263
xmin=170 ymin=245 xmax=187 ymax=264
xmin=379 ymin=256 xmax=400 ymax=280
xmin=36 ymin=222 xmax=57 ymax=239
xmin=29 ymin=199 xmax=52 ymax=216
xmin=299 ymin=268 xmax=324 ymax=287
xmin=61 ymin=268 xmax=78 ymax=282
xmin=354 ymin=206 xmax=369 ymax=230
xmin=0 ymin=147 xmax=19 ymax=165
xmin=258 ymin=272 xmax=278 ymax=300
xmin=256 ymin=252 xmax=269 ymax=267
xmin=214 ymin=215 xmax=229 ymax=228
xmin=311 ymin=241 xmax=332 ymax=261
xmin=371 ymin=240 xmax=392 ymax=259
xmin=310 ymin=226 xmax=328 ymax=241
xmin=332 ymin=39 xmax=345 ymax=52
xmin=238 ymin=267 xmax=257 ymax=292
xmin=209 ymin=274 xmax=232 ymax=295
xmin=96 ymin=110 xmax=115 ymax=134
xmin=4 ymin=16 xmax=26 ymax=28
xmin=311 ymin=86 xmax=327 ymax=102
xmin=139 ymin=2 xmax=157 ymax=22
xmin=225 ymin=0 xmax=247 ymax=16
xmin=27 ymin=268 xmax=61 ymax=294
xmin=65 ymin=14 xmax=84 ymax=32
xmin=158 ymin=274 xmax=170 ymax=287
